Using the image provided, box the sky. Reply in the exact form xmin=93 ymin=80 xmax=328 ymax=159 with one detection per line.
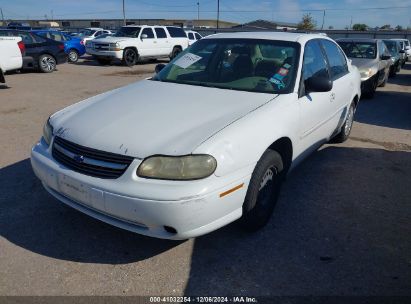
xmin=1 ymin=0 xmax=411 ymax=29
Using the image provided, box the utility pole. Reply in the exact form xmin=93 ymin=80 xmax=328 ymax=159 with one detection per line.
xmin=197 ymin=1 xmax=200 ymax=21
xmin=122 ymin=0 xmax=126 ymax=26
xmin=321 ymin=10 xmax=325 ymax=30
xmin=350 ymin=16 xmax=353 ymax=30
xmin=51 ymin=10 xmax=54 ymax=21
xmin=0 ymin=8 xmax=4 ymax=23
xmin=217 ymin=0 xmax=220 ymax=29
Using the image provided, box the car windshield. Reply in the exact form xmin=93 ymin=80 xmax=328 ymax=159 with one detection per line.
xmin=79 ymin=29 xmax=96 ymax=37
xmin=114 ymin=27 xmax=141 ymax=37
xmin=383 ymin=41 xmax=399 ymax=55
xmin=154 ymin=38 xmax=300 ymax=94
xmin=337 ymin=42 xmax=376 ymax=59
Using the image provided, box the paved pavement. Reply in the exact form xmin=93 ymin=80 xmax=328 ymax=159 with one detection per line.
xmin=0 ymin=59 xmax=410 ymax=296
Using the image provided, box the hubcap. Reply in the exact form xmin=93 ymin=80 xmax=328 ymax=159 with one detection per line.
xmin=40 ymin=56 xmax=56 ymax=71
xmin=256 ymin=166 xmax=278 ymax=210
xmin=69 ymin=51 xmax=78 ymax=62
xmin=344 ymin=106 xmax=354 ymax=136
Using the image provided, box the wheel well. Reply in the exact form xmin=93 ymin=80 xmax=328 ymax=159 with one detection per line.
xmin=353 ymin=94 xmax=359 ymax=108
xmin=173 ymin=45 xmax=182 ymax=51
xmin=268 ymin=137 xmax=293 ymax=173
xmin=124 ymin=47 xmax=138 ymax=55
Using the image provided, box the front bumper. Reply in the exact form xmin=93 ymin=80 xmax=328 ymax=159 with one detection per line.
xmin=86 ymin=48 xmax=124 ymax=60
xmin=30 ymin=139 xmax=251 ymax=240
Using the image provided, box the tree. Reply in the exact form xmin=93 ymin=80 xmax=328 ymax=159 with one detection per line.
xmin=395 ymin=25 xmax=403 ymax=31
xmin=352 ymin=23 xmax=368 ymax=31
xmin=297 ymin=13 xmax=317 ymax=30
xmin=328 ymin=25 xmax=334 ymax=30
xmin=380 ymin=24 xmax=391 ymax=30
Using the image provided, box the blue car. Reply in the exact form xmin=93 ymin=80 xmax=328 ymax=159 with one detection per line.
xmin=32 ymin=30 xmax=86 ymax=62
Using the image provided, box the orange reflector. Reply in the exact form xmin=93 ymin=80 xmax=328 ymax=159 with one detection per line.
xmin=219 ymin=183 xmax=244 ymax=198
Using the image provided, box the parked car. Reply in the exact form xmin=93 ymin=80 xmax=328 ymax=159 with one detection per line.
xmin=86 ymin=25 xmax=189 ymax=66
xmin=32 ymin=30 xmax=86 ymax=63
xmin=0 ymin=29 xmax=66 ymax=72
xmin=390 ymin=39 xmax=408 ymax=66
xmin=404 ymin=39 xmax=411 ymax=61
xmin=383 ymin=39 xmax=403 ymax=76
xmin=0 ymin=37 xmax=24 ymax=83
xmin=31 ymin=32 xmax=361 ymax=240
xmin=337 ymin=38 xmax=391 ymax=98
xmin=185 ymin=30 xmax=202 ymax=45
xmin=76 ymin=28 xmax=113 ymax=44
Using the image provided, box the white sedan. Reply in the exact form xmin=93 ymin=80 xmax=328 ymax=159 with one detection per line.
xmin=31 ymin=32 xmax=361 ymax=240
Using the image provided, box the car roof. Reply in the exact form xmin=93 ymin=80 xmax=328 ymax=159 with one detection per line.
xmin=336 ymin=38 xmax=378 ymax=43
xmin=202 ymin=31 xmax=332 ymax=43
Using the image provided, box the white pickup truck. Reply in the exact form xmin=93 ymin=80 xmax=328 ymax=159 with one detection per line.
xmin=86 ymin=25 xmax=189 ymax=66
xmin=0 ymin=37 xmax=24 ymax=83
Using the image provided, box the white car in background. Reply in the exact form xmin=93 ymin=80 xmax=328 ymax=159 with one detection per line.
xmin=78 ymin=28 xmax=113 ymax=44
xmin=31 ymin=32 xmax=361 ymax=240
xmin=0 ymin=36 xmax=24 ymax=83
xmin=185 ymin=30 xmax=202 ymax=45
xmin=86 ymin=25 xmax=189 ymax=66
xmin=391 ymin=38 xmax=411 ymax=61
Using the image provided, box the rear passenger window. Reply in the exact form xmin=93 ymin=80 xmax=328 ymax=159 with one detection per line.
xmin=188 ymin=33 xmax=194 ymax=40
xmin=321 ymin=39 xmax=348 ymax=79
xmin=154 ymin=28 xmax=167 ymax=38
xmin=166 ymin=27 xmax=187 ymax=38
xmin=302 ymin=40 xmax=329 ymax=82
xmin=141 ymin=28 xmax=155 ymax=39
xmin=195 ymin=33 xmax=202 ymax=40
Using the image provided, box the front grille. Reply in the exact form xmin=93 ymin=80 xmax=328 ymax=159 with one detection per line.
xmin=93 ymin=43 xmax=111 ymax=51
xmin=52 ymin=136 xmax=134 ymax=179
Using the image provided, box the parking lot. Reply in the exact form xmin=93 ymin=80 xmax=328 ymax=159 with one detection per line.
xmin=0 ymin=58 xmax=410 ymax=296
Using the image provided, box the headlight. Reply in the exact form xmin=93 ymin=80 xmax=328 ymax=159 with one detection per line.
xmin=360 ymin=68 xmax=373 ymax=79
xmin=43 ymin=118 xmax=53 ymax=146
xmin=137 ymin=155 xmax=217 ymax=180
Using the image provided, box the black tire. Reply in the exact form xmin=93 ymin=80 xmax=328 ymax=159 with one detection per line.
xmin=123 ymin=48 xmax=138 ymax=66
xmin=170 ymin=47 xmax=182 ymax=60
xmin=240 ymin=150 xmax=284 ymax=231
xmin=68 ymin=49 xmax=79 ymax=63
xmin=332 ymin=102 xmax=355 ymax=143
xmin=389 ymin=65 xmax=397 ymax=77
xmin=38 ymin=54 xmax=56 ymax=73
xmin=363 ymin=76 xmax=378 ymax=98
xmin=379 ymin=73 xmax=388 ymax=87
xmin=96 ymin=57 xmax=112 ymax=65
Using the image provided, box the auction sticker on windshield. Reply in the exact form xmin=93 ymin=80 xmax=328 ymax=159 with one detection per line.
xmin=173 ymin=53 xmax=202 ymax=69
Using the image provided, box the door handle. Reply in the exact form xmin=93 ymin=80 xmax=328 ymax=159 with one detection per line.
xmin=330 ymin=93 xmax=336 ymax=102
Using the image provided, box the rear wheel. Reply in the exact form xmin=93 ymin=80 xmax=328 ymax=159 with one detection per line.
xmin=170 ymin=47 xmax=182 ymax=60
xmin=332 ymin=102 xmax=355 ymax=143
xmin=68 ymin=49 xmax=79 ymax=63
xmin=38 ymin=54 xmax=56 ymax=73
xmin=240 ymin=150 xmax=284 ymax=231
xmin=123 ymin=48 xmax=138 ymax=66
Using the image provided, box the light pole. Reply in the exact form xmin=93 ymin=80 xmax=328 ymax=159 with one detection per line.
xmin=197 ymin=1 xmax=200 ymax=21
xmin=122 ymin=0 xmax=126 ymax=26
xmin=217 ymin=0 xmax=220 ymax=29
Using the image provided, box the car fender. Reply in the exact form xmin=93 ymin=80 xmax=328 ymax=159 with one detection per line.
xmin=194 ymin=94 xmax=300 ymax=177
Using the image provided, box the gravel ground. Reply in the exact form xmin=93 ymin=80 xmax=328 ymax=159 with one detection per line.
xmin=0 ymin=58 xmax=410 ymax=297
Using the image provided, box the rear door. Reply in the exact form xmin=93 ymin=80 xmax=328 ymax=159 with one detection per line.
xmin=298 ymin=39 xmax=335 ymax=146
xmin=154 ymin=27 xmax=169 ymax=56
xmin=319 ymin=39 xmax=352 ymax=135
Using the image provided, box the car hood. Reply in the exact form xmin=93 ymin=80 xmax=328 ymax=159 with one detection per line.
xmin=92 ymin=36 xmax=128 ymax=43
xmin=350 ymin=58 xmax=378 ymax=70
xmin=50 ymin=80 xmax=276 ymax=158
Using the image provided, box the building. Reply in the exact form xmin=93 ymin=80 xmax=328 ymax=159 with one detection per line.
xmin=1 ymin=19 xmax=237 ymax=30
xmin=233 ymin=19 xmax=298 ymax=31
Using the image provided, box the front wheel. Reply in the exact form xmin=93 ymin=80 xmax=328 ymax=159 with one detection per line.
xmin=240 ymin=150 xmax=284 ymax=231
xmin=68 ymin=49 xmax=79 ymax=63
xmin=170 ymin=47 xmax=182 ymax=60
xmin=123 ymin=48 xmax=138 ymax=66
xmin=38 ymin=54 xmax=56 ymax=73
xmin=332 ymin=102 xmax=355 ymax=143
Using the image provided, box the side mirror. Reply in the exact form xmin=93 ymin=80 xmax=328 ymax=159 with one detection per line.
xmin=380 ymin=54 xmax=391 ymax=60
xmin=305 ymin=75 xmax=333 ymax=93
xmin=155 ymin=64 xmax=166 ymax=74
xmin=141 ymin=34 xmax=148 ymax=40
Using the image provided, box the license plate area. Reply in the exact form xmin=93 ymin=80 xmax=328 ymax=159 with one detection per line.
xmin=58 ymin=174 xmax=90 ymax=204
